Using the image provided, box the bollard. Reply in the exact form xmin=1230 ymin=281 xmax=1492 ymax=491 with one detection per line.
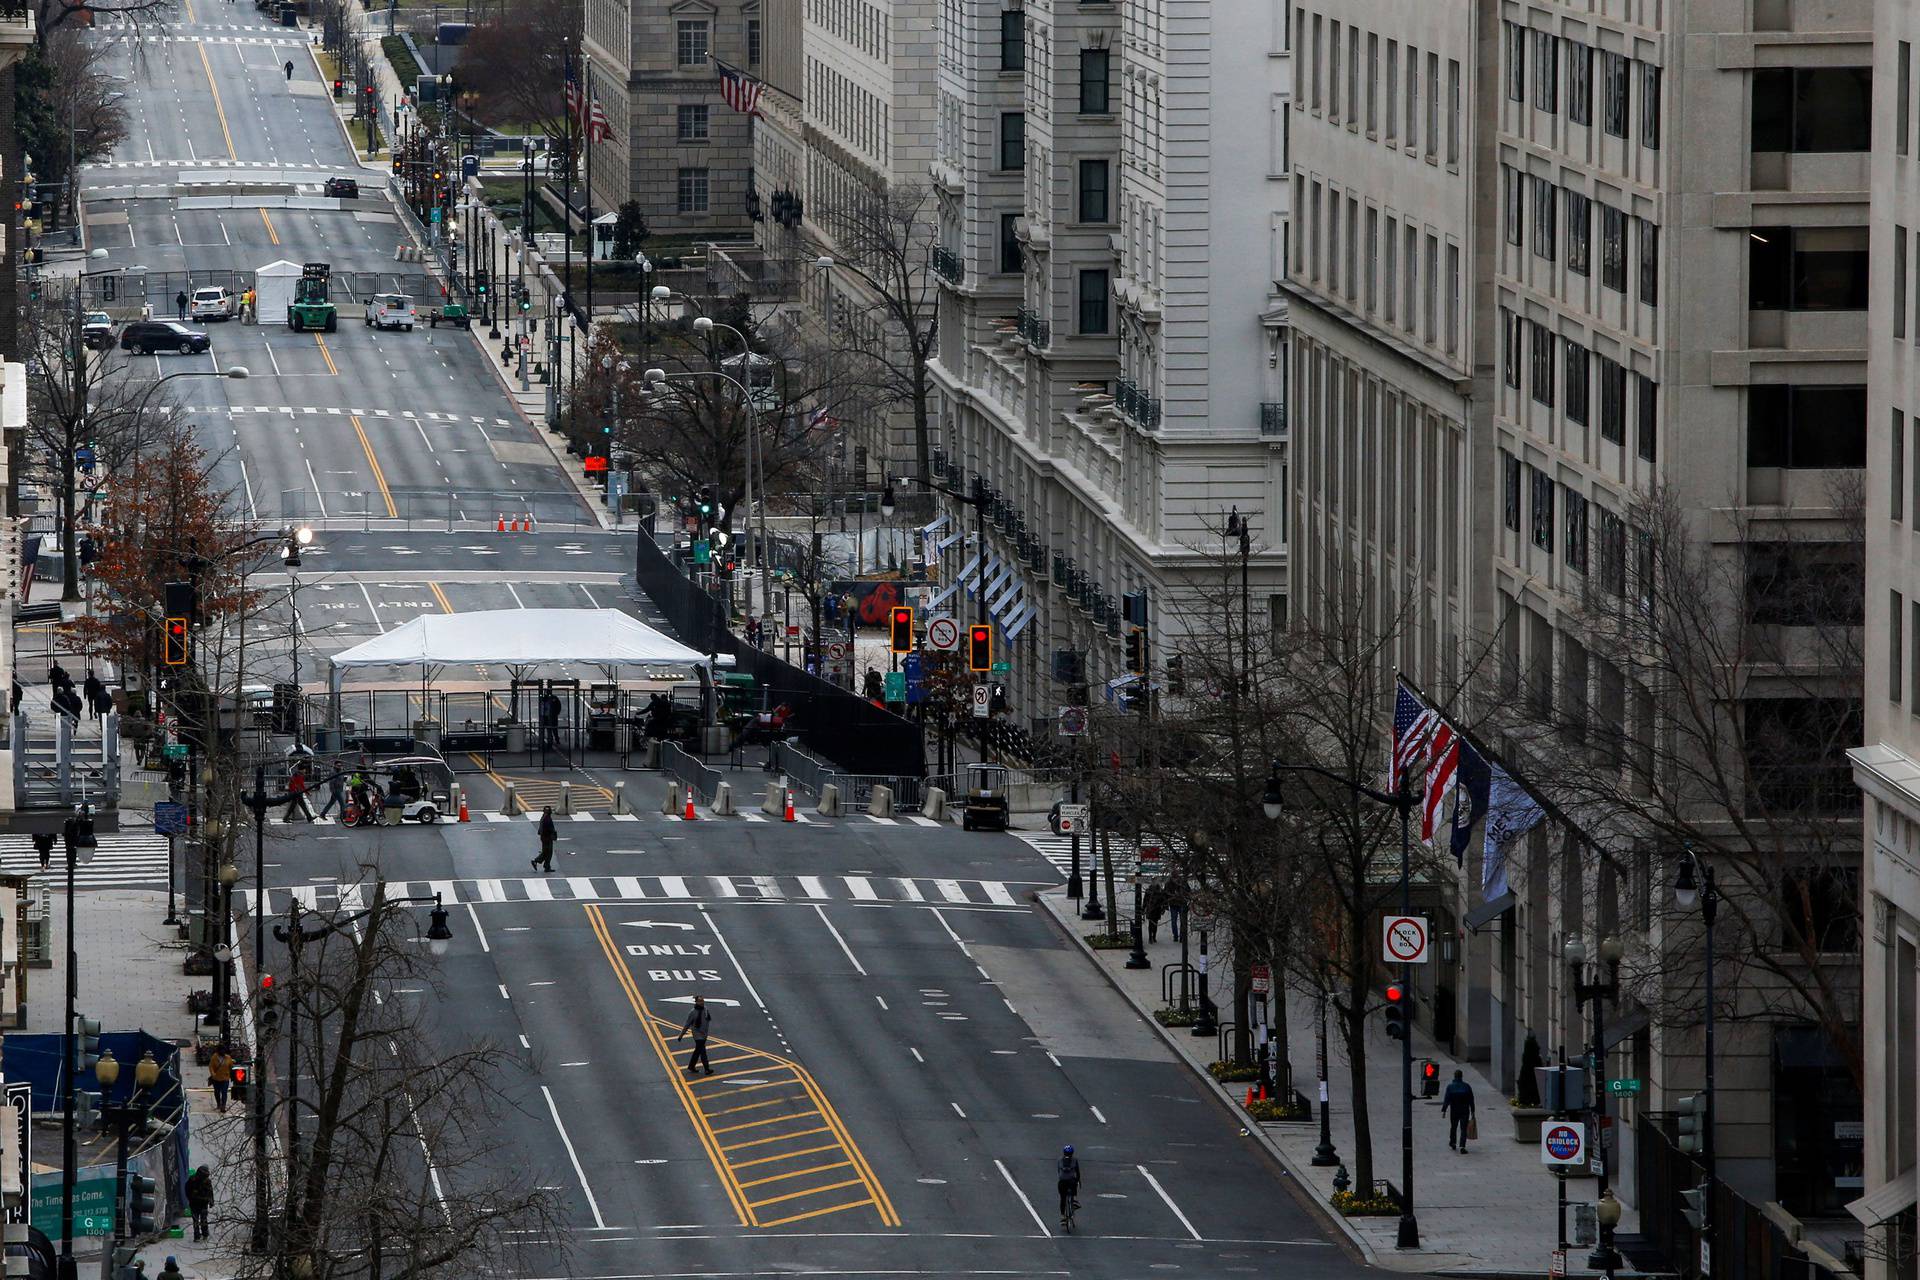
xmin=921 ymin=787 xmax=947 ymax=821
xmin=661 ymin=784 xmax=679 ymax=816
xmin=558 ymin=781 xmax=573 ymax=815
xmin=713 ymin=781 xmax=735 ymax=815
xmin=612 ymin=781 xmax=628 ymax=815
xmin=868 ymin=785 xmax=894 ymax=819
xmin=761 ymin=783 xmax=784 ymax=816
xmin=818 ymin=783 xmax=841 ymax=817
xmin=500 ymin=782 xmax=519 ymax=817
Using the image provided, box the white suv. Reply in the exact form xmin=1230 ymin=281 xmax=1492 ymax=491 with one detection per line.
xmin=189 ymin=287 xmax=235 ymax=321
xmin=367 ymin=293 xmax=416 ymax=331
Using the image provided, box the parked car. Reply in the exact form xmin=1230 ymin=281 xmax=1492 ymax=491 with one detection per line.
xmin=322 ymin=176 xmax=360 ymax=199
xmin=366 ymin=292 xmax=417 ymax=331
xmin=119 ymin=320 xmax=211 ymax=355
xmin=189 ymin=286 xmax=236 ymax=321
xmin=80 ymin=311 xmax=115 ymax=351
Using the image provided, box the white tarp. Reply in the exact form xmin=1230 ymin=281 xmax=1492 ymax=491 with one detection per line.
xmin=327 ymin=608 xmax=708 ymax=678
xmin=253 ymin=258 xmax=304 ymax=325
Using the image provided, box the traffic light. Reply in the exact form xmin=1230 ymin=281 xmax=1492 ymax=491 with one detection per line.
xmin=1679 ymin=1182 xmax=1709 ymax=1230
xmin=1676 ymin=1092 xmax=1708 ymax=1155
xmin=332 ymin=78 xmax=343 ymax=98
xmin=968 ymin=623 xmax=992 ymax=672
xmin=1420 ymin=1058 xmax=1439 ymax=1098
xmin=259 ymin=974 xmax=279 ymax=1032
xmin=73 ymin=1089 xmax=100 ymax=1129
xmin=1165 ymin=654 xmax=1185 ymax=696
xmin=163 ymin=616 xmax=189 ymax=666
xmin=231 ymin=1063 xmax=248 ymax=1102
xmin=889 ymin=606 xmax=914 ymax=654
xmin=475 ymin=270 xmax=489 ymax=299
xmin=126 ymin=1173 xmax=157 ymax=1235
xmin=1382 ymin=984 xmax=1409 ymax=1040
xmin=1124 ymin=627 xmax=1147 ymax=675
xmin=74 ymin=1016 xmax=102 ymax=1074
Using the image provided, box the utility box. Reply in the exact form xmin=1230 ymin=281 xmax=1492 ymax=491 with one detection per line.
xmin=1538 ymin=1066 xmax=1591 ymax=1114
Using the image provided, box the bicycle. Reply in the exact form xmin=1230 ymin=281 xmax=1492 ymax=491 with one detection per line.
xmin=1060 ymin=1188 xmax=1078 ymax=1233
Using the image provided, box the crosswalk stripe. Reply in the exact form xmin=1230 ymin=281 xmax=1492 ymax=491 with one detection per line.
xmin=252 ymin=874 xmax=1039 ymax=912
xmin=933 ymin=879 xmax=969 ymax=904
xmin=844 ymin=877 xmax=877 ymax=901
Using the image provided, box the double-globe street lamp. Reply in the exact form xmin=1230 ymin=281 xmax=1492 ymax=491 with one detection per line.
xmin=53 ymin=805 xmax=97 ymax=1280
xmin=1264 ymin=760 xmax=1424 ymax=1249
xmin=93 ymin=1047 xmax=162 ymax=1273
xmin=1674 ymin=850 xmax=1718 ymax=1279
xmin=1564 ymin=932 xmax=1626 ymax=1275
xmin=692 ymin=315 xmax=776 ymax=614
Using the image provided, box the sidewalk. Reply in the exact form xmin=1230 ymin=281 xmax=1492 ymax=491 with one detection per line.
xmin=1035 ymin=886 xmax=1642 ymax=1277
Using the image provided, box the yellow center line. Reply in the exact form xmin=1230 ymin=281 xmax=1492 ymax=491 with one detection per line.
xmin=350 ymin=415 xmax=397 ymax=518
xmin=738 ymin=1160 xmax=854 ymax=1190
xmin=588 ymin=905 xmax=755 ymax=1226
xmin=429 ymin=583 xmax=454 ymax=613
xmin=195 ymin=42 xmax=237 ymax=160
xmin=260 ymin=209 xmax=280 ymax=246
xmin=748 ymin=1177 xmax=866 ymax=1210
xmin=314 ymin=333 xmax=338 ymax=375
xmin=183 ymin=0 xmax=196 ymax=20
xmin=692 ymin=1065 xmax=799 ymax=1086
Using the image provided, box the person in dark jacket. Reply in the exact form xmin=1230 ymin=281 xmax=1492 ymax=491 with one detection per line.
xmin=91 ymin=681 xmax=115 ymax=719
xmin=532 ymin=806 xmax=557 ymax=871
xmin=9 ymin=673 xmax=20 ymax=716
xmin=1441 ymin=1069 xmax=1477 ymax=1153
xmin=317 ymin=770 xmax=345 ymax=820
xmin=186 ymin=1165 xmax=213 ymax=1240
xmin=82 ymin=670 xmax=104 ymax=719
xmin=677 ymin=994 xmax=713 ymax=1074
xmin=48 ymin=660 xmax=71 ymax=696
xmin=1143 ymin=882 xmax=1167 ymax=944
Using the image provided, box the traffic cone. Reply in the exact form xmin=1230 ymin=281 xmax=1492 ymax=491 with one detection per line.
xmin=458 ymin=795 xmax=470 ymax=822
xmin=783 ymin=788 xmax=795 ymax=822
xmin=510 ymin=514 xmax=522 ymax=533
xmin=1245 ymin=1086 xmax=1257 ymax=1107
xmin=496 ymin=513 xmax=506 ymax=532
xmin=683 ymin=786 xmax=697 ymax=821
xmin=524 ymin=512 xmax=537 ymax=533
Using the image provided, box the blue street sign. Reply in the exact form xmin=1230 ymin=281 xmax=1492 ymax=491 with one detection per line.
xmin=902 ymin=654 xmax=925 ymax=704
xmin=153 ymin=802 xmax=187 ymax=836
xmin=883 ymin=671 xmax=906 ymax=703
xmin=430 ymin=206 xmax=442 ymax=223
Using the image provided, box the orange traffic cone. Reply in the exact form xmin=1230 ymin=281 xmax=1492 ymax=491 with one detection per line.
xmin=683 ymin=786 xmax=698 ymax=821
xmin=1245 ymin=1086 xmax=1257 ymax=1107
xmin=496 ymin=513 xmax=506 ymax=532
xmin=524 ymin=512 xmax=537 ymax=533
xmin=783 ymin=788 xmax=796 ymax=822
xmin=509 ymin=514 xmax=522 ymax=533
xmin=457 ymin=795 xmax=470 ymax=822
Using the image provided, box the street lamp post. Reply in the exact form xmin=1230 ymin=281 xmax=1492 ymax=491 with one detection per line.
xmin=214 ymin=857 xmax=239 ymax=1053
xmin=1266 ymin=760 xmax=1422 ymax=1249
xmin=1565 ymin=933 xmax=1625 ymax=1274
xmin=243 ymin=765 xmax=281 ymax=1255
xmin=1223 ymin=508 xmax=1252 ymax=694
xmin=94 ymin=1048 xmax=160 ymax=1278
xmin=1312 ymin=987 xmax=1340 ymax=1165
xmin=56 ymin=805 xmax=97 ymax=1280
xmin=1675 ymin=852 xmax=1717 ymax=1279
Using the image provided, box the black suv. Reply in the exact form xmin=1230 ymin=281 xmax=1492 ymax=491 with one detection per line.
xmin=323 ymin=176 xmax=360 ymax=199
xmin=119 ymin=320 xmax=210 ymax=355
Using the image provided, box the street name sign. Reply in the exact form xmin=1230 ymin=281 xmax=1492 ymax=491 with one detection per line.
xmin=1607 ymin=1078 xmax=1643 ymax=1096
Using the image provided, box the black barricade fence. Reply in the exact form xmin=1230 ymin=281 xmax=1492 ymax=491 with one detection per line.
xmin=634 ymin=532 xmax=925 ymax=777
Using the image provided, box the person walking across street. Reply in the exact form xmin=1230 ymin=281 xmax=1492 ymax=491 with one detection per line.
xmin=532 ymin=806 xmax=557 ymax=872
xmin=1441 ymin=1069 xmax=1477 ymax=1153
xmin=82 ymin=669 xmax=104 ymax=720
xmin=185 ymin=1165 xmax=213 ymax=1241
xmin=677 ymin=994 xmax=713 ymax=1075
xmin=174 ymin=289 xmax=188 ymax=321
xmin=317 ymin=770 xmax=345 ymax=820
xmin=208 ymin=1047 xmax=233 ymax=1113
xmin=282 ymin=763 xmax=314 ymax=822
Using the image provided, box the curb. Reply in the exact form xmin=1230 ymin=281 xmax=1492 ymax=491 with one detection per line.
xmin=1030 ymin=888 xmax=1382 ymax=1271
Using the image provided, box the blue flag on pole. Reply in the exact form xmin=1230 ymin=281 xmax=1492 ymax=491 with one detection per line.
xmin=1481 ymin=764 xmax=1546 ymax=898
xmin=1449 ymin=739 xmax=1491 ymax=865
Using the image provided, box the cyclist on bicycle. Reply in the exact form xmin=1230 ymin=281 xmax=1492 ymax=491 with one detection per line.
xmin=1057 ymin=1144 xmax=1081 ymax=1225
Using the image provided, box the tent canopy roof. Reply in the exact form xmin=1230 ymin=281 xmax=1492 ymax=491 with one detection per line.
xmin=327 ymin=608 xmax=708 ymax=671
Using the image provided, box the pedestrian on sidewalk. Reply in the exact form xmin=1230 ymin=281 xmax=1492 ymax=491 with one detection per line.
xmin=207 ymin=1047 xmax=233 ymax=1113
xmin=90 ymin=681 xmax=115 ymax=720
xmin=10 ymin=673 xmax=21 ymax=716
xmin=532 ymin=806 xmax=556 ymax=872
xmin=174 ymin=290 xmax=188 ymax=321
xmin=158 ymin=1256 xmax=184 ymax=1279
xmin=1166 ymin=875 xmax=1189 ymax=943
xmin=1441 ymin=1069 xmax=1477 ymax=1153
xmin=48 ymin=659 xmax=71 ymax=697
xmin=82 ymin=670 xmax=104 ymax=720
xmin=1143 ymin=881 xmax=1167 ymax=944
xmin=282 ymin=763 xmax=314 ymax=822
xmin=52 ymin=685 xmax=81 ymax=724
xmin=186 ymin=1166 xmax=213 ymax=1241
xmin=317 ymin=770 xmax=344 ymax=820
xmin=677 ymin=994 xmax=713 ymax=1075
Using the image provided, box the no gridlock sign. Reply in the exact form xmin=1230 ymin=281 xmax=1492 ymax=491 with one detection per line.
xmin=1540 ymin=1121 xmax=1588 ymax=1167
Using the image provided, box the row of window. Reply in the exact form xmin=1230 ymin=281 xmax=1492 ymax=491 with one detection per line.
xmin=1749 ymin=225 xmax=1870 ymax=311
xmin=1503 ymin=23 xmax=1660 ymax=150
xmin=998 ymin=12 xmax=1113 ymax=115
xmin=1297 ymin=10 xmax=1462 ymax=168
xmin=809 ymin=0 xmax=885 ymax=62
xmin=1500 ymin=167 xmax=1657 ymax=304
xmin=809 ymin=57 xmax=892 ymax=164
xmin=1500 ymin=452 xmax=1641 ymax=590
xmin=1295 ymin=176 xmax=1461 ymax=357
xmin=1499 ymin=307 xmax=1658 ymax=462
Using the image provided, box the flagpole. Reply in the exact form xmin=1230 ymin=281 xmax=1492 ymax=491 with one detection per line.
xmin=563 ymin=46 xmax=577 ymax=429
xmin=584 ymin=52 xmax=594 ymax=359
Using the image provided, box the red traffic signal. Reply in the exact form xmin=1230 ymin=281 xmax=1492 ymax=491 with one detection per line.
xmin=1422 ymin=1060 xmax=1438 ymax=1081
xmin=1385 ymin=983 xmax=1403 ymax=1003
xmin=163 ymin=616 xmax=189 ymax=666
xmin=968 ymin=623 xmax=992 ymax=672
xmin=889 ymin=606 xmax=914 ymax=654
xmin=1383 ymin=984 xmax=1409 ymax=1040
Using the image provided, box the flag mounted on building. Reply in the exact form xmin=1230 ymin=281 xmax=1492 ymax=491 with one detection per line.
xmin=1390 ymin=681 xmax=1440 ymax=793
xmin=806 ymin=406 xmax=838 ymax=431
xmin=713 ymin=58 xmax=767 ymax=117
xmin=564 ymin=55 xmax=582 ymax=133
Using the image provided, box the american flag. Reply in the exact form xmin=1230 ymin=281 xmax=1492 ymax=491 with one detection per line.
xmin=806 ymin=406 xmax=838 ymax=431
xmin=587 ymin=98 xmax=614 ymax=143
xmin=1390 ymin=681 xmax=1439 ymax=793
xmin=564 ymin=56 xmax=582 ymax=132
xmin=714 ymin=58 xmax=766 ymax=117
xmin=1420 ymin=721 xmax=1462 ymax=845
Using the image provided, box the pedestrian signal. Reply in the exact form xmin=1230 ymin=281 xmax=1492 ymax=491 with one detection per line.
xmin=1124 ymin=627 xmax=1148 ymax=675
xmin=968 ymin=623 xmax=992 ymax=672
xmin=1676 ymin=1092 xmax=1707 ymax=1155
xmin=889 ymin=606 xmax=914 ymax=654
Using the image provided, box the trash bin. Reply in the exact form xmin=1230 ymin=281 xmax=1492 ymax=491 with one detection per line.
xmin=504 ymin=722 xmax=528 ymax=754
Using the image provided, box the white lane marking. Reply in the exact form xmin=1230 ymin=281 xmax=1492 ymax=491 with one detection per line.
xmin=931 ymin=907 xmax=972 ymax=959
xmin=238 ymin=456 xmax=257 ymax=521
xmin=813 ymin=903 xmax=866 ymax=976
xmin=542 ymin=1085 xmax=608 ymax=1230
xmin=909 ymin=1046 xmax=923 ymax=1063
xmin=498 ymin=984 xmax=510 ymax=1000
xmin=356 ymin=582 xmax=385 ymax=631
xmin=465 ymin=901 xmax=489 ymax=952
xmin=518 ymin=1034 xmax=530 ymax=1049
xmin=1091 ymin=1105 xmax=1107 ymax=1125
xmin=506 ymin=582 xmax=526 ymax=608
xmin=995 ymin=1159 xmax=1052 ymax=1238
xmin=1137 ymin=1165 xmax=1201 ymax=1241
xmin=875 ymin=995 xmax=888 ymax=1010
xmin=697 ymin=906 xmax=766 ymax=1009
xmin=304 ymin=456 xmax=329 ymax=516
xmin=263 ymin=341 xmax=281 ymax=376
xmin=951 ymin=1102 xmax=967 ymax=1119
xmin=413 ymin=416 xmax=436 ymax=454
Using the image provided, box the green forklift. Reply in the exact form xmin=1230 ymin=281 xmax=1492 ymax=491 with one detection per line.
xmin=288 ymin=261 xmax=338 ymax=332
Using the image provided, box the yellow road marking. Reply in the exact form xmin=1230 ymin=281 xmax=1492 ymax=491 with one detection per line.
xmin=711 ymin=1110 xmax=827 ymax=1136
xmin=739 ymin=1161 xmax=854 ymax=1190
xmin=720 ymin=1126 xmax=832 ymax=1153
xmin=314 ymin=333 xmax=338 ymax=375
xmin=349 ymin=415 xmax=397 ymax=518
xmin=759 ymin=1199 xmax=882 ymax=1229
xmin=588 ymin=905 xmax=754 ymax=1226
xmin=195 ymin=42 xmax=236 ymax=160
xmin=689 ymin=1053 xmax=760 ymax=1068
xmin=701 ymin=1080 xmax=799 ymax=1100
xmin=183 ymin=0 xmax=195 ymax=21
xmin=731 ymin=1142 xmax=842 ymax=1170
xmin=694 ymin=1065 xmax=798 ymax=1086
xmin=748 ymin=1177 xmax=865 ymax=1210
xmin=260 ymin=209 xmax=279 ymax=245
xmin=429 ymin=583 xmax=454 ymax=613
xmin=705 ymin=1097 xmax=804 ymax=1120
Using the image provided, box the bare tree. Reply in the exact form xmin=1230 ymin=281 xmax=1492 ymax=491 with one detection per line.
xmin=231 ymin=878 xmax=564 ymax=1278
xmin=808 ymin=182 xmax=939 ymax=486
xmin=34 ymin=0 xmax=177 ymax=47
xmin=1496 ymin=481 xmax=1865 ymax=1089
xmin=456 ymin=0 xmax=579 ymax=151
xmin=18 ymin=25 xmax=133 ymax=226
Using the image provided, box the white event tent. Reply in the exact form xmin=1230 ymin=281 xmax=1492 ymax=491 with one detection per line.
xmin=326 ymin=608 xmax=710 ymax=690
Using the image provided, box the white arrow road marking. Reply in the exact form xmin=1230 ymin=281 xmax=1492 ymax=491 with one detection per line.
xmin=657 ymin=995 xmax=742 ymax=1008
xmin=619 ymin=919 xmax=697 ymax=930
